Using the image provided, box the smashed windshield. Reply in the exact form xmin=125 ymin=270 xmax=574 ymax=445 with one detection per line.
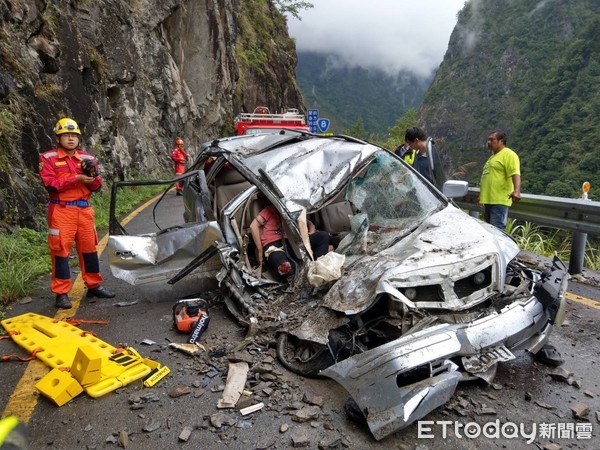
xmin=341 ymin=151 xmax=445 ymax=256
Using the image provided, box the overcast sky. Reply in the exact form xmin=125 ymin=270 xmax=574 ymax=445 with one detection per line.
xmin=287 ymin=0 xmax=467 ymax=78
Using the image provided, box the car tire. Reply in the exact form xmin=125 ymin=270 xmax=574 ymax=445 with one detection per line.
xmin=276 ymin=332 xmax=334 ymax=378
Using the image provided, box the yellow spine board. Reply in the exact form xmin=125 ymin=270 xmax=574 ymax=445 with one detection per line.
xmin=1 ymin=313 xmax=160 ymax=400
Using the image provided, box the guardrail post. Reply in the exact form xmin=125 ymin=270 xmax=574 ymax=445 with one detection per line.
xmin=569 ymin=231 xmax=587 ymax=275
xmin=568 ymin=182 xmax=591 ymax=275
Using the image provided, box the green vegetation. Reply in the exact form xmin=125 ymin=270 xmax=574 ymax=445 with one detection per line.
xmin=91 ymin=182 xmax=167 ymax=231
xmin=0 ymin=182 xmax=166 ymax=308
xmin=296 ymin=52 xmax=429 ymax=138
xmin=379 ymin=109 xmax=418 ymax=150
xmin=417 ymin=0 xmax=600 ymax=196
xmin=40 ymin=2 xmax=61 ymax=34
xmin=0 ymin=228 xmax=50 ymax=305
xmin=273 ymin=0 xmax=313 ymax=20
xmin=507 ymin=219 xmax=600 ymax=271
xmin=34 ymin=82 xmax=62 ymax=101
xmin=0 ymin=92 xmax=29 ymax=141
xmin=234 ymin=0 xmax=310 ymax=109
xmin=86 ymin=45 xmax=108 ymax=79
xmin=516 ymin=17 xmax=600 ymax=197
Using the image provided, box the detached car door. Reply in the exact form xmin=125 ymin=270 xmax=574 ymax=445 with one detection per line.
xmin=106 ymin=170 xmax=224 ymax=298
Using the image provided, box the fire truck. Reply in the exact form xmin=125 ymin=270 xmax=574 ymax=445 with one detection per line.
xmin=233 ymin=106 xmax=310 ymax=135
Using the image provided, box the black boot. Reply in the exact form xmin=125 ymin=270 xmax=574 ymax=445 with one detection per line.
xmin=55 ymin=294 xmax=72 ymax=309
xmin=86 ymin=286 xmax=116 ymax=299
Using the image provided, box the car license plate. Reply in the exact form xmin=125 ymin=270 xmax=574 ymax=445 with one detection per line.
xmin=462 ymin=345 xmax=515 ymax=373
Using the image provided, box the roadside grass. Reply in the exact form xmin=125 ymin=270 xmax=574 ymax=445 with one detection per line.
xmin=507 ymin=219 xmax=599 ymax=271
xmin=0 ymin=182 xmax=168 ymax=313
xmin=0 ymin=228 xmax=51 ymax=312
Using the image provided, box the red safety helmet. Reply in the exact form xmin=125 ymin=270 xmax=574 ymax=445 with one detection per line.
xmin=176 ymin=138 xmax=184 ymax=145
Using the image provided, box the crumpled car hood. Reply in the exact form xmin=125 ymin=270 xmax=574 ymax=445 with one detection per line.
xmin=322 ymin=205 xmax=519 ymax=315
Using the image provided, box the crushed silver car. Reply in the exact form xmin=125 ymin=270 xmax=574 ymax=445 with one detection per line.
xmin=107 ymin=132 xmax=568 ymax=440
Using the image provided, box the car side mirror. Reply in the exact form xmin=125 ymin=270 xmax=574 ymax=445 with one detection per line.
xmin=442 ymin=180 xmax=469 ymax=199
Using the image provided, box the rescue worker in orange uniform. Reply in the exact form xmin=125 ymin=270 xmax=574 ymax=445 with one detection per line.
xmin=171 ymin=138 xmax=188 ymax=195
xmin=39 ymin=118 xmax=115 ymax=309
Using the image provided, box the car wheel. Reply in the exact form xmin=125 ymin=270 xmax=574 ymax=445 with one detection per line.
xmin=276 ymin=332 xmax=334 ymax=378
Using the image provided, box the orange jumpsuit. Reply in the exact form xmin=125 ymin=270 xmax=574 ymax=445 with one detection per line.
xmin=39 ymin=147 xmax=104 ymax=295
xmin=171 ymin=147 xmax=188 ymax=191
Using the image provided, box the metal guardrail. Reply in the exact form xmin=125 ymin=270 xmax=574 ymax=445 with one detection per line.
xmin=454 ymin=187 xmax=600 ymax=235
xmin=453 ymin=187 xmax=600 ymax=274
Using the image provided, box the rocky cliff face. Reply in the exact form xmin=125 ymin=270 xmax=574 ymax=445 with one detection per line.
xmin=418 ymin=0 xmax=599 ymax=190
xmin=0 ymin=0 xmax=304 ymax=230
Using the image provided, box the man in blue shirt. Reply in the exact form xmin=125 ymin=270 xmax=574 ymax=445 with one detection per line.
xmin=405 ymin=127 xmax=436 ymax=184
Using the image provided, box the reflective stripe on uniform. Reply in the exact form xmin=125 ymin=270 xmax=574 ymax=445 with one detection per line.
xmin=49 ymin=228 xmax=60 ymax=236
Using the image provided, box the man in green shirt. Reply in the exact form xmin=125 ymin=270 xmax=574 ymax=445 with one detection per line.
xmin=477 ymin=131 xmax=521 ymax=230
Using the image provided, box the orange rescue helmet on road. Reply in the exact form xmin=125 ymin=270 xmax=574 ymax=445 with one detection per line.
xmin=176 ymin=138 xmax=184 ymax=146
xmin=54 ymin=118 xmax=81 ymax=135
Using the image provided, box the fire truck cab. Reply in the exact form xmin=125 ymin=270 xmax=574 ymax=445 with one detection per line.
xmin=233 ymin=106 xmax=310 ymax=136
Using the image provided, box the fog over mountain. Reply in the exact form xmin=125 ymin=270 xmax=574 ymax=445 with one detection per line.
xmin=287 ymin=0 xmax=466 ymax=78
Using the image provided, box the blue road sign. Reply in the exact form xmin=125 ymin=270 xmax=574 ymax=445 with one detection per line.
xmin=308 ymin=109 xmax=319 ymax=134
xmin=318 ymin=118 xmax=330 ymax=133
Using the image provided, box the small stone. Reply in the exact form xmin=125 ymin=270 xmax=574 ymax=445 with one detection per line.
xmin=524 ymin=392 xmax=532 ymax=401
xmin=141 ymin=393 xmax=160 ymax=402
xmin=571 ymin=403 xmax=590 ymax=419
xmin=280 ymin=423 xmax=289 ymax=433
xmin=143 ymin=420 xmax=161 ymax=432
xmin=572 ymin=379 xmax=582 ymax=389
xmin=118 ymin=430 xmax=129 ymax=447
xmin=227 ymin=351 xmax=254 ymax=365
xmin=169 ymin=386 xmax=192 ymax=398
xmin=481 ymin=392 xmax=498 ymax=401
xmin=584 ymin=390 xmax=594 ymax=398
xmin=535 ymin=400 xmax=555 ymax=410
xmin=479 ymin=408 xmax=497 ymax=415
xmin=543 ymin=444 xmax=562 ymax=450
xmin=304 ymin=394 xmax=324 ymax=407
xmin=547 ymin=367 xmax=572 ymax=382
xmin=210 ymin=412 xmax=236 ymax=428
xmin=292 ymin=406 xmax=321 ymax=423
xmin=595 ymin=411 xmax=600 ymax=423
xmin=318 ymin=433 xmax=342 ymax=449
xmin=178 ymin=426 xmax=193 ymax=442
xmin=291 ymin=428 xmax=311 ymax=447
xmin=105 ymin=435 xmax=117 ymax=444
xmin=84 ymin=424 xmax=93 ymax=432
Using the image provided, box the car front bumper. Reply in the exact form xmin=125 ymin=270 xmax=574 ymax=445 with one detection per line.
xmin=321 ymin=293 xmax=561 ymax=440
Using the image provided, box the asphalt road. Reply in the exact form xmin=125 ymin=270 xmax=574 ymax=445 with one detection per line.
xmin=1 ymin=192 xmax=599 ymax=450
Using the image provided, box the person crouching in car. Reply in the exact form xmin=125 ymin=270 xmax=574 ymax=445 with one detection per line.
xmin=250 ymin=205 xmax=330 ymax=276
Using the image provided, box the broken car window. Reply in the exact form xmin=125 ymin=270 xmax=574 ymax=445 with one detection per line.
xmin=344 ymin=151 xmax=444 ymax=254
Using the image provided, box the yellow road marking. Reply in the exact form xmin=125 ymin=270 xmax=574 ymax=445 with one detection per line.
xmin=2 ymin=194 xmax=160 ymax=422
xmin=565 ymin=291 xmax=600 ymax=310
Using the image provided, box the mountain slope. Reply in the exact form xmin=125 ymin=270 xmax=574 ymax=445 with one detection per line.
xmin=0 ymin=0 xmax=303 ymax=230
xmin=419 ymin=0 xmax=600 ymax=195
xmin=296 ymin=52 xmax=430 ymax=137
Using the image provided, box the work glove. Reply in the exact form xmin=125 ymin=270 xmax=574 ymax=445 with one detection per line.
xmin=81 ymin=159 xmax=97 ymax=177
